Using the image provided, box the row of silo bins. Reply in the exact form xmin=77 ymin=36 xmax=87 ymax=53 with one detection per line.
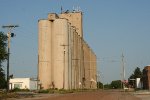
xmin=38 ymin=13 xmax=97 ymax=90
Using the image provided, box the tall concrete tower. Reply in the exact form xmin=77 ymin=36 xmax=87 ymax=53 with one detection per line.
xmin=38 ymin=11 xmax=97 ymax=90
xmin=38 ymin=14 xmax=70 ymax=89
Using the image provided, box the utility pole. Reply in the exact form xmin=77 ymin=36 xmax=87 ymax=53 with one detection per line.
xmin=2 ymin=25 xmax=19 ymax=92
xmin=121 ymin=53 xmax=125 ymax=90
xmin=97 ymin=71 xmax=100 ymax=89
xmin=60 ymin=44 xmax=68 ymax=89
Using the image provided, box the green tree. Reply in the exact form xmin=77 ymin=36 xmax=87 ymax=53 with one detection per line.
xmin=0 ymin=67 xmax=6 ymax=89
xmin=128 ymin=67 xmax=142 ymax=88
xmin=0 ymin=32 xmax=7 ymax=89
xmin=110 ymin=80 xmax=121 ymax=89
xmin=134 ymin=67 xmax=142 ymax=78
xmin=0 ymin=32 xmax=7 ymax=61
xmin=97 ymin=81 xmax=103 ymax=89
xmin=104 ymin=84 xmax=111 ymax=89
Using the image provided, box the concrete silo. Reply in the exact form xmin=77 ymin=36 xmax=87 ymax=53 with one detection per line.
xmin=53 ymin=18 xmax=69 ymax=89
xmin=38 ymin=11 xmax=97 ymax=90
xmin=38 ymin=20 xmax=52 ymax=89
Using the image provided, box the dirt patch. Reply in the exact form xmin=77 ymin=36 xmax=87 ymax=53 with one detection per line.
xmin=33 ymin=91 xmax=141 ymax=100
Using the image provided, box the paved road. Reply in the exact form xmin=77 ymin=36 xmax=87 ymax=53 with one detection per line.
xmin=135 ymin=94 xmax=150 ymax=100
xmin=32 ymin=91 xmax=140 ymax=100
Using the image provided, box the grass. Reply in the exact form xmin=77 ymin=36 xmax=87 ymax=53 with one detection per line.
xmin=37 ymin=88 xmax=98 ymax=94
xmin=0 ymin=88 xmax=98 ymax=99
xmin=0 ymin=88 xmax=33 ymax=99
xmin=0 ymin=92 xmax=19 ymax=99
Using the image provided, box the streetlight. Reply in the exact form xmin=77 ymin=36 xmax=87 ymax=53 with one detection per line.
xmin=2 ymin=25 xmax=19 ymax=92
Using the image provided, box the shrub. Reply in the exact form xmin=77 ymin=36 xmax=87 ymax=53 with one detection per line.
xmin=11 ymin=88 xmax=30 ymax=92
xmin=38 ymin=89 xmax=49 ymax=93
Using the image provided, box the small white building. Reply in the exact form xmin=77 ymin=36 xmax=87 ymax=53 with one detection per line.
xmin=9 ymin=78 xmax=38 ymax=90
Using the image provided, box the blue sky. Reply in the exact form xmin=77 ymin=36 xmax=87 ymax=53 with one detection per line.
xmin=0 ymin=0 xmax=150 ymax=84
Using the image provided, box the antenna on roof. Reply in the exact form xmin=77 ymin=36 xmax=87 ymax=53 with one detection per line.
xmin=73 ymin=6 xmax=81 ymax=12
xmin=77 ymin=6 xmax=79 ymax=11
xmin=78 ymin=6 xmax=81 ymax=12
xmin=61 ymin=6 xmax=63 ymax=14
xmin=73 ymin=6 xmax=75 ymax=12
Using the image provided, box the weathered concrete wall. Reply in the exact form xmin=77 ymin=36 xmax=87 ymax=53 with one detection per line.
xmin=59 ymin=12 xmax=83 ymax=37
xmin=83 ymin=40 xmax=97 ymax=89
xmin=90 ymin=50 xmax=97 ymax=89
xmin=83 ymin=41 xmax=90 ymax=88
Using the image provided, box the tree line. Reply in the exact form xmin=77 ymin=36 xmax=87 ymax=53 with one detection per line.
xmin=97 ymin=67 xmax=143 ymax=89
